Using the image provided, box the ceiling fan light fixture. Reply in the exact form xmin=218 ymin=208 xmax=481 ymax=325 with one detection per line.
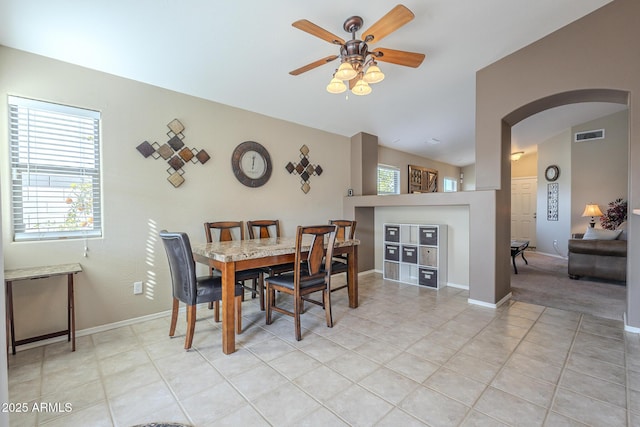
xmin=326 ymin=77 xmax=347 ymax=94
xmin=352 ymin=79 xmax=372 ymax=96
xmin=363 ymin=64 xmax=385 ymax=84
xmin=335 ymin=62 xmax=358 ymax=80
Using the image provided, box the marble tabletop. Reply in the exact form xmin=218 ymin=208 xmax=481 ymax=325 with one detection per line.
xmin=4 ymin=263 xmax=83 ymax=281
xmin=191 ymin=237 xmax=360 ymax=263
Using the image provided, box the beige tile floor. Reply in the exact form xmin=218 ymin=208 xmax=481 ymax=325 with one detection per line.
xmin=8 ymin=273 xmax=640 ymax=426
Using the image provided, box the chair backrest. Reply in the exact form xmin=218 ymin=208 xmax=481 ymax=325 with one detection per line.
xmin=247 ymin=219 xmax=281 ymax=239
xmin=295 ymin=224 xmax=337 ymax=283
xmin=159 ymin=231 xmax=198 ymax=305
xmin=204 ymin=221 xmax=245 ymax=243
xmin=329 ymin=220 xmax=357 ymax=241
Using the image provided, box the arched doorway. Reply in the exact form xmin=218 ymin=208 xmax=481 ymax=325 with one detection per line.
xmin=503 ymin=89 xmax=629 ymax=317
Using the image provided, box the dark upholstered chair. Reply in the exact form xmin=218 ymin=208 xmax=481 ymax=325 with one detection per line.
xmin=204 ymin=221 xmax=263 ymax=319
xmin=265 ymin=224 xmax=337 ymax=341
xmin=247 ymin=219 xmax=295 ymax=310
xmin=328 ymin=219 xmax=357 ymax=292
xmin=159 ymin=230 xmax=243 ymax=350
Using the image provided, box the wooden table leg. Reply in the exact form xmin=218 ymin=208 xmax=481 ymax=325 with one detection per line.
xmin=347 ymin=247 xmax=359 ymax=308
xmin=221 ymin=263 xmax=236 ymax=354
xmin=6 ymin=281 xmax=16 ymax=355
xmin=68 ymin=273 xmax=75 ymax=352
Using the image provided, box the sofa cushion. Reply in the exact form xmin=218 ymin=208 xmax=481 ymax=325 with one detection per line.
xmin=569 ymin=238 xmax=627 ymax=257
xmin=582 ymin=227 xmax=622 ymax=240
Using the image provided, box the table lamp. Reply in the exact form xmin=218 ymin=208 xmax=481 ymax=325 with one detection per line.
xmin=582 ymin=203 xmax=603 ymax=228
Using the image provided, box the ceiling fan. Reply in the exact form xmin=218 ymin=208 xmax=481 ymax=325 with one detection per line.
xmin=289 ymin=4 xmax=426 ymax=95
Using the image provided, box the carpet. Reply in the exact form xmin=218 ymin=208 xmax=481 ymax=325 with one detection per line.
xmin=510 ymin=251 xmax=626 ymax=321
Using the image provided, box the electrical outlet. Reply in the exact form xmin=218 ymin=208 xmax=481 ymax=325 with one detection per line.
xmin=133 ymin=281 xmax=143 ymax=295
xmin=553 ymin=239 xmax=558 ymax=245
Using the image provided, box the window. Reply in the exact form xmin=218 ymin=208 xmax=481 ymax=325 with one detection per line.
xmin=9 ymin=96 xmax=102 ymax=241
xmin=443 ymin=177 xmax=458 ymax=192
xmin=377 ymin=164 xmax=400 ymax=195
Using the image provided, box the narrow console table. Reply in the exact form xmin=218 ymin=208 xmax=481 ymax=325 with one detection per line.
xmin=4 ymin=263 xmax=82 ymax=354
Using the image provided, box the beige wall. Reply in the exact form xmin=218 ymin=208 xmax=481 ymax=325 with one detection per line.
xmin=571 ymin=110 xmax=628 ymax=235
xmin=0 ymin=46 xmax=351 ymax=337
xmin=476 ymin=0 xmax=640 ymax=328
xmin=461 ymin=164 xmax=476 ymax=191
xmin=378 ymin=145 xmax=461 ymax=193
xmin=511 ymin=152 xmax=537 ymax=178
xmin=536 ymin=130 xmax=572 ymax=256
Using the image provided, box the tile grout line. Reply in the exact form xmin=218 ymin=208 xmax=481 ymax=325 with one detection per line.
xmin=457 ymin=301 xmax=544 ymax=426
xmin=542 ymin=312 xmax=583 ymax=426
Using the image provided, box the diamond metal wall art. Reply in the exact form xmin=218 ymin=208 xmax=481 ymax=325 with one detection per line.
xmin=136 ymin=119 xmax=210 ymax=188
xmin=285 ymin=145 xmax=323 ymax=194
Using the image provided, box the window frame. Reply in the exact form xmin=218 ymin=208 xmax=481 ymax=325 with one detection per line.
xmin=8 ymin=96 xmax=103 ymax=242
xmin=443 ymin=177 xmax=458 ymax=192
xmin=377 ymin=164 xmax=400 ymax=195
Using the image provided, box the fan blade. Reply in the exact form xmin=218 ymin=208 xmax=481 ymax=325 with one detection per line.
xmin=373 ymin=48 xmax=425 ymax=68
xmin=292 ymin=19 xmax=345 ymax=45
xmin=349 ymin=76 xmax=359 ymax=90
xmin=289 ymin=55 xmax=339 ymax=76
xmin=361 ymin=4 xmax=415 ymax=44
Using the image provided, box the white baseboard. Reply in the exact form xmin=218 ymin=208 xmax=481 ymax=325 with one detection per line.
xmin=468 ymin=292 xmax=512 ymax=309
xmin=11 ymin=306 xmax=191 ymax=353
xmin=447 ymin=282 xmax=469 ymax=290
xmin=624 ymin=313 xmax=640 ymax=334
xmin=534 ymin=251 xmax=567 ymax=259
xmin=13 ymin=270 xmax=381 ymax=353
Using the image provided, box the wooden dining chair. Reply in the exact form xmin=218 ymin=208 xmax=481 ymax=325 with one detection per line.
xmin=203 ymin=221 xmax=263 ymax=320
xmin=247 ymin=219 xmax=295 ymax=310
xmin=328 ymin=219 xmax=357 ymax=292
xmin=159 ymin=230 xmax=243 ymax=350
xmin=265 ymin=224 xmax=337 ymax=341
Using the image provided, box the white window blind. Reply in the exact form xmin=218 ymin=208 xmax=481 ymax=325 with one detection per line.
xmin=377 ymin=164 xmax=400 ymax=195
xmin=9 ymin=96 xmax=102 ymax=241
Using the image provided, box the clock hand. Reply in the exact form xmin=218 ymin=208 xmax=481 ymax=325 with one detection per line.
xmin=251 ymin=155 xmax=255 ymax=170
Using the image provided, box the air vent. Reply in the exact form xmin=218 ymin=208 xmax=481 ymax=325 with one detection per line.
xmin=574 ymin=129 xmax=605 ymax=142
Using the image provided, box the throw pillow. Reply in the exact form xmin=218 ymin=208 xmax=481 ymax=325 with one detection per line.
xmin=616 ymin=221 xmax=628 ymax=240
xmin=582 ymin=227 xmax=622 ymax=240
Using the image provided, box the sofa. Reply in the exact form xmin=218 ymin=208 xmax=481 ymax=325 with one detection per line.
xmin=568 ymin=228 xmax=627 ymax=282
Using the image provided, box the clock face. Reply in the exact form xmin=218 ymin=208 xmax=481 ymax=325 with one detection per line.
xmin=231 ymin=141 xmax=272 ymax=187
xmin=240 ymin=150 xmax=267 ymax=179
xmin=545 ymin=165 xmax=560 ymax=182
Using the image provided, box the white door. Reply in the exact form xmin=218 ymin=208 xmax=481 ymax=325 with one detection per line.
xmin=511 ymin=177 xmax=537 ymax=246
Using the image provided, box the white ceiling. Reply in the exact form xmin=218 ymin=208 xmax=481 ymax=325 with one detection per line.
xmin=0 ymin=0 xmax=621 ymax=166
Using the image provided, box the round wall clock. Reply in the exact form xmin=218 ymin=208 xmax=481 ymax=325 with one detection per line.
xmin=231 ymin=141 xmax=272 ymax=187
xmin=544 ymin=165 xmax=560 ymax=182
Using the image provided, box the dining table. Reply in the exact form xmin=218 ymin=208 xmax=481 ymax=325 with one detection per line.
xmin=191 ymin=235 xmax=360 ymax=354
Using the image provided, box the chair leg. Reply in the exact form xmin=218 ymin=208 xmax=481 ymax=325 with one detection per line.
xmin=294 ymin=295 xmax=302 ymax=341
xmin=251 ymin=278 xmax=258 ymax=299
xmin=258 ymin=272 xmax=265 ymax=311
xmin=185 ymin=304 xmax=197 ymax=350
xmin=213 ymin=301 xmax=220 ymax=322
xmin=169 ymin=298 xmax=179 ymax=337
xmin=265 ymin=283 xmax=273 ymax=325
xmin=235 ymin=295 xmax=242 ymax=334
xmin=324 ymin=289 xmax=333 ymax=328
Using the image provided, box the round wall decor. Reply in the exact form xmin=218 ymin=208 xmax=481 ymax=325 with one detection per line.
xmin=544 ymin=165 xmax=560 ymax=182
xmin=231 ymin=141 xmax=272 ymax=187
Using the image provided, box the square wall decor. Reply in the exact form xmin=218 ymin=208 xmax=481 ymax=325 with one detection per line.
xmin=136 ymin=119 xmax=210 ymax=188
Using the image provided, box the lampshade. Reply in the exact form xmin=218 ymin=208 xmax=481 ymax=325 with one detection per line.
xmin=326 ymin=77 xmax=346 ymax=94
xmin=510 ymin=151 xmax=524 ymax=161
xmin=351 ymin=79 xmax=372 ymax=96
xmin=582 ymin=204 xmax=604 ymax=217
xmin=363 ymin=64 xmax=385 ymax=84
xmin=335 ymin=62 xmax=357 ymax=80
